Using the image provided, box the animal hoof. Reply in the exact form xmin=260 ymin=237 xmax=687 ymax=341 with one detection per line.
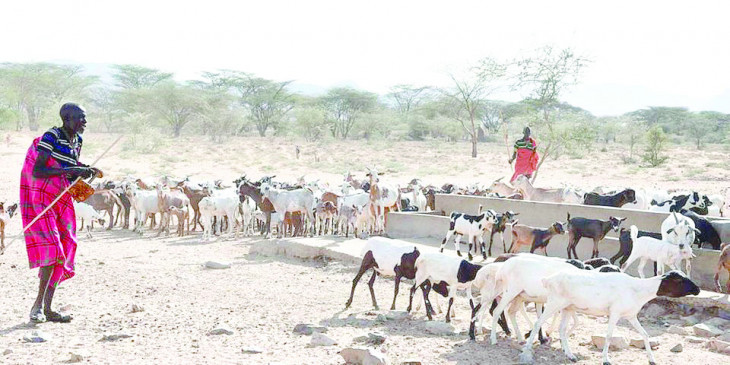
xmin=468 ymin=254 xmax=473 ymax=261
xmin=517 ymin=351 xmax=533 ymax=364
xmin=456 ymin=251 xmax=462 ymax=257
xmin=568 ymin=355 xmax=577 ymax=362
xmin=603 ymin=362 xmax=611 ymax=365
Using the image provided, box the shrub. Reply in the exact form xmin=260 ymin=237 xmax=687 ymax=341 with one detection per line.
xmin=643 ymin=126 xmax=668 ymax=167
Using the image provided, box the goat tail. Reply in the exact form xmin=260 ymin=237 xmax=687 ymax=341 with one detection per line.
xmin=629 ymin=225 xmax=638 ymax=242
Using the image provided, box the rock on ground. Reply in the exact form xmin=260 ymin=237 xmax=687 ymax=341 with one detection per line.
xmin=241 ymin=347 xmax=264 ymax=354
xmin=705 ymin=317 xmax=730 ymax=330
xmin=670 ymin=343 xmax=683 ymax=352
xmin=400 ymin=360 xmax=421 ymax=365
xmin=705 ymin=339 xmax=730 ymax=352
xmin=686 ymin=336 xmax=706 ymax=344
xmin=67 ymin=352 xmax=86 ymax=363
xmin=591 ymin=334 xmax=629 ymax=350
xmin=23 ymin=331 xmax=50 ymax=343
xmin=208 ymin=325 xmax=234 ymax=336
xmin=99 ymin=333 xmax=133 ymax=341
xmin=204 ymin=260 xmax=231 ymax=269
xmin=367 ymin=332 xmax=386 ymax=345
xmin=693 ymin=323 xmax=723 ymax=338
xmin=339 ymin=347 xmax=388 ymax=365
xmin=641 ymin=303 xmax=666 ymax=317
xmin=3 ymin=349 xmax=13 ymax=355
xmin=293 ymin=323 xmax=327 ymax=335
xmin=131 ymin=304 xmax=145 ymax=313
xmin=629 ymin=338 xmax=659 ymax=349
xmin=666 ymin=325 xmax=688 ymax=336
xmin=309 ymin=333 xmax=338 ymax=347
xmin=385 ymin=310 xmax=409 ymax=320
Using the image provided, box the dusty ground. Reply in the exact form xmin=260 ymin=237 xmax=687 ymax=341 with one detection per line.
xmin=1 ymin=131 xmax=729 ymax=364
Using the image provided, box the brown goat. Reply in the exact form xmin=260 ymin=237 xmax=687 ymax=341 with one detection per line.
xmin=715 ymin=243 xmax=730 ymax=293
xmin=85 ymin=190 xmax=124 ymax=230
xmin=1 ymin=202 xmax=18 ymax=252
xmin=509 ymin=221 xmax=567 ymax=255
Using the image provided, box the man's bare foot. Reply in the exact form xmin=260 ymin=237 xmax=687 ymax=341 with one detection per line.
xmin=44 ymin=311 xmax=72 ymax=323
xmin=30 ymin=308 xmax=46 ymax=323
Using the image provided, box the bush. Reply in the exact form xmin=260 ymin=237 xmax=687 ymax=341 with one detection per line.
xmin=643 ymin=126 xmax=668 ymax=167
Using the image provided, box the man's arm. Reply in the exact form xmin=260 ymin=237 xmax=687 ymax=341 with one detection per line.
xmin=32 ymin=149 xmax=93 ymax=179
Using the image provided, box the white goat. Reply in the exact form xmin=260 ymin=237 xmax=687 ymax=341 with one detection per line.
xmin=239 ymin=195 xmax=257 ymax=236
xmin=519 ymin=270 xmax=700 ymax=365
xmin=73 ymin=201 xmax=106 ymax=238
xmin=661 ymin=212 xmax=698 ymax=276
xmin=124 ymin=184 xmax=161 ymax=234
xmin=199 ymin=191 xmax=240 ymax=241
xmin=621 ymin=225 xmax=688 ymax=278
xmin=260 ymin=182 xmax=315 ymax=238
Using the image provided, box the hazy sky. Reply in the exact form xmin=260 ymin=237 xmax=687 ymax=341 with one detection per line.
xmin=3 ymin=0 xmax=729 ymax=116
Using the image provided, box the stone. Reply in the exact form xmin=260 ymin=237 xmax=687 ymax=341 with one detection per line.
xmin=719 ymin=332 xmax=730 ymax=342
xmin=353 ymin=335 xmax=369 ymax=343
xmin=339 ymin=347 xmax=388 ymax=365
xmin=309 ymin=333 xmax=337 ymax=347
xmin=693 ymin=323 xmax=723 ymax=338
xmin=706 ymin=339 xmax=730 ymax=352
xmin=208 ymin=325 xmax=234 ymax=335
xmin=3 ymin=349 xmax=12 ymax=355
xmin=670 ymin=343 xmax=683 ymax=352
xmin=67 ymin=352 xmax=85 ymax=363
xmin=204 ymin=260 xmax=231 ymax=269
xmin=666 ymin=325 xmax=688 ymax=336
xmin=591 ymin=334 xmax=629 ymax=350
xmin=400 ymin=361 xmax=421 ymax=365
xmin=131 ymin=304 xmax=145 ymax=313
xmin=241 ymin=347 xmax=264 ymax=354
xmin=682 ymin=315 xmax=702 ymax=326
xmin=641 ymin=303 xmax=665 ymax=317
xmin=629 ymin=338 xmax=659 ymax=349
xmin=705 ymin=317 xmax=730 ymax=329
xmin=99 ymin=333 xmax=132 ymax=341
xmin=293 ymin=323 xmax=327 ymax=335
xmin=685 ymin=336 xmax=706 ymax=344
xmin=375 ymin=314 xmax=387 ymax=323
xmin=367 ymin=332 xmax=386 ymax=345
xmin=423 ymin=321 xmax=455 ymax=336
xmin=385 ymin=310 xmax=409 ymax=320
xmin=23 ymin=331 xmax=51 ymax=343
xmin=718 ymin=309 xmax=730 ymax=321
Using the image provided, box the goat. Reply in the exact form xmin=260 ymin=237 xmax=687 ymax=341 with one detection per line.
xmin=124 ymin=184 xmax=161 ymax=234
xmin=365 ymin=167 xmax=400 ymax=233
xmin=512 ymin=175 xmax=582 ymax=203
xmin=156 ymin=185 xmax=190 ymax=236
xmin=487 ymin=254 xmax=582 ymax=345
xmin=73 ymin=201 xmax=106 ymax=238
xmin=486 ymin=211 xmax=519 ymax=256
xmin=439 ymin=206 xmax=497 ymax=261
xmin=487 ymin=177 xmax=521 ymax=197
xmin=168 ymin=207 xmax=189 ymax=236
xmin=238 ymin=179 xmax=275 ymax=237
xmin=199 ymin=189 xmax=240 ymax=240
xmin=508 ymin=221 xmax=566 ymax=255
xmin=621 ymin=225 xmax=690 ymax=278
xmin=661 ymin=212 xmax=699 ymax=276
xmin=238 ymin=195 xmax=257 ymax=236
xmin=681 ymin=209 xmax=722 ymax=249
xmin=650 ymin=191 xmax=711 ymax=215
xmin=566 ymin=213 xmax=625 ymax=259
xmin=408 ymin=252 xmax=482 ymax=322
xmin=337 ymin=204 xmax=359 ymax=238
xmin=260 ymin=182 xmax=315 ymax=238
xmin=179 ymin=180 xmax=210 ymax=232
xmin=715 ymin=243 xmax=730 ymax=293
xmin=315 ymin=200 xmax=338 ymax=235
xmin=0 ymin=202 xmax=18 ymax=252
xmin=519 ymin=270 xmax=699 ymax=365
xmin=612 ymin=228 xmax=662 ymax=267
xmin=345 ymin=237 xmax=420 ymax=311
xmin=85 ymin=190 xmax=124 ymax=230
xmin=583 ymin=188 xmax=636 ymax=208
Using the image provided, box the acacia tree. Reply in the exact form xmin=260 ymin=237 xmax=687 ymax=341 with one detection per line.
xmin=443 ymin=59 xmax=505 ymax=158
xmin=512 ymin=46 xmax=590 ymax=182
xmin=145 ymin=81 xmax=202 ymax=137
xmin=0 ymin=63 xmax=96 ymax=130
xmin=222 ymin=72 xmax=294 ymax=136
xmin=320 ymin=87 xmax=377 ymax=139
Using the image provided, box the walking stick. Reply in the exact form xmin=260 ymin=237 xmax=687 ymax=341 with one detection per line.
xmin=0 ymin=135 xmax=124 ymax=256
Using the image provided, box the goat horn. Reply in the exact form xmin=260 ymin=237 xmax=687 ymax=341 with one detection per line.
xmin=673 ymin=212 xmax=679 ymax=224
xmin=495 ymin=177 xmax=504 ymax=182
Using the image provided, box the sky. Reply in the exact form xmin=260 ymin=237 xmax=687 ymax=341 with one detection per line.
xmin=2 ymin=0 xmax=729 ymax=116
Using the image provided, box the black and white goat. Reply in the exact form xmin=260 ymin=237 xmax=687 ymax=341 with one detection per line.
xmin=345 ymin=237 xmax=420 ymax=311
xmin=519 ymin=270 xmax=699 ymax=365
xmin=439 ymin=205 xmax=497 ymax=261
xmin=408 ymin=252 xmax=483 ymax=322
xmin=566 ymin=213 xmax=626 ymax=259
xmin=681 ymin=209 xmax=722 ymax=249
xmin=486 ymin=211 xmax=519 ymax=257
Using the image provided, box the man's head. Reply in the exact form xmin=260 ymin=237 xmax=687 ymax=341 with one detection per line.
xmin=523 ymin=126 xmax=531 ymax=138
xmin=59 ymin=103 xmax=87 ymax=135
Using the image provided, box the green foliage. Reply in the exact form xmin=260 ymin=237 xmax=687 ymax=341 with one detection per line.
xmin=319 ymin=87 xmax=378 ymax=139
xmin=293 ymin=106 xmax=327 ymax=142
xmin=643 ymin=126 xmax=668 ymax=167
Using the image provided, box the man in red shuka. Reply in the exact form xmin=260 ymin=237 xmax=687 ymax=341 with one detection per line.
xmin=509 ymin=126 xmax=539 ymax=183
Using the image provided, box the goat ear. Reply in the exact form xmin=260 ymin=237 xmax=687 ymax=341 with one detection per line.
xmin=666 ymin=228 xmax=675 ymax=234
xmin=693 ymin=228 xmax=701 ymax=234
xmin=378 ymin=172 xmax=385 ymax=175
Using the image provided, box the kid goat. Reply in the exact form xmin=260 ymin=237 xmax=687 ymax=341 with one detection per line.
xmin=439 ymin=205 xmax=497 ymax=260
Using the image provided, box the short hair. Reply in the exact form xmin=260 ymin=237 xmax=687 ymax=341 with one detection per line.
xmin=59 ymin=103 xmax=85 ymax=122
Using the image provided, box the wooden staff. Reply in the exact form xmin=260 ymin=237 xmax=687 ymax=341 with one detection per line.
xmin=0 ymin=135 xmax=124 ymax=255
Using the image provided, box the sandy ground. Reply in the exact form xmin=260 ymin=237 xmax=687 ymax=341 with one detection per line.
xmin=1 ymin=131 xmax=729 ymax=364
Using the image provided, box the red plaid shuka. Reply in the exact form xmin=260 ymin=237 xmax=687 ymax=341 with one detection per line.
xmin=20 ymin=137 xmax=77 ymax=287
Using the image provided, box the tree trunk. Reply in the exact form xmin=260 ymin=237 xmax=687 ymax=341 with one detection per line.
xmin=173 ymin=124 xmax=182 ymax=137
xmin=26 ymin=107 xmax=39 ymax=131
xmin=471 ymin=134 xmax=477 ymax=158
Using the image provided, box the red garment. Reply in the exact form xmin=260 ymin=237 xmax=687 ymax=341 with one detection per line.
xmin=20 ymin=137 xmax=77 ymax=287
xmin=510 ymin=137 xmax=539 ymax=182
